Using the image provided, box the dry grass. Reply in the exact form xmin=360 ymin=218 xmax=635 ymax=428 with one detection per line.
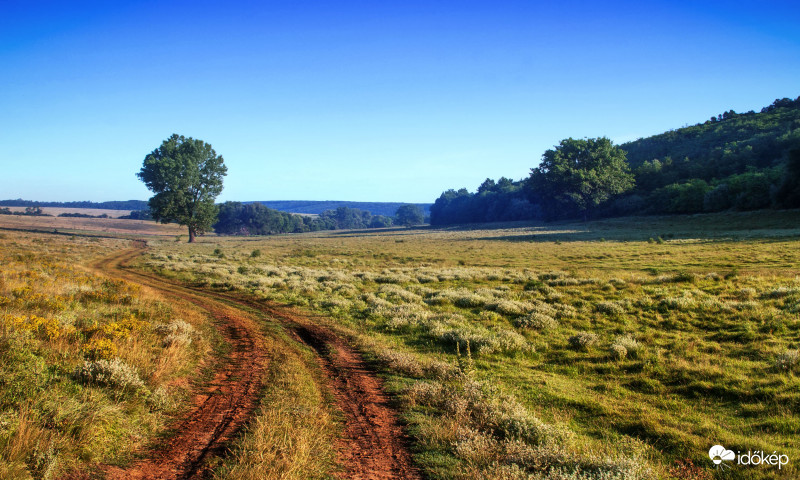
xmin=0 ymin=214 xmax=186 ymax=237
xmin=214 ymin=342 xmax=337 ymax=480
xmin=136 ymin=210 xmax=800 ymax=479
xmin=2 ymin=207 xmax=133 ymax=218
xmin=0 ymin=232 xmax=210 ymax=477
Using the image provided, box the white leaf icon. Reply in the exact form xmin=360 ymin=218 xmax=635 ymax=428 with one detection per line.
xmin=709 ymin=445 xmax=735 ymax=464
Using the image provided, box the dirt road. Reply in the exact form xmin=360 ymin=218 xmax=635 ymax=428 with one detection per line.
xmin=91 ymin=244 xmax=421 ymax=480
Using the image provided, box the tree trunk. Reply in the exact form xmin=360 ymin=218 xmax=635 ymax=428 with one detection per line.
xmin=188 ymin=227 xmax=196 ymax=243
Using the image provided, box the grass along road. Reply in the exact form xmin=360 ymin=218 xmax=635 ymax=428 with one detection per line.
xmin=87 ymin=244 xmax=269 ymax=479
xmin=92 ymin=242 xmax=420 ymax=479
xmin=136 ymin=211 xmax=800 ymax=479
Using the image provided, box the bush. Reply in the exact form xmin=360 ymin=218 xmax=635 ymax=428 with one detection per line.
xmin=596 ymin=301 xmax=625 ymax=318
xmin=776 ymin=350 xmax=799 ymax=371
xmin=74 ymin=358 xmax=146 ymax=393
xmin=612 ymin=335 xmax=642 ymax=359
xmin=568 ymin=332 xmax=599 ymax=351
xmin=515 ymin=312 xmax=558 ymax=331
xmin=609 ymin=344 xmax=627 ymax=360
xmin=154 ymin=320 xmax=195 ymax=348
xmin=488 ymin=300 xmax=532 ymax=317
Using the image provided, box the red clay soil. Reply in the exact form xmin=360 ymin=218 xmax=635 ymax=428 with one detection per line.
xmin=254 ymin=305 xmax=423 ymax=480
xmin=84 ymin=244 xmax=421 ymax=480
xmin=86 ymin=246 xmax=268 ymax=480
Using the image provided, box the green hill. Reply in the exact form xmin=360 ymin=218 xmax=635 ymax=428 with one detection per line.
xmin=621 ymin=97 xmax=800 ymax=192
xmin=431 ymin=96 xmax=800 ymax=224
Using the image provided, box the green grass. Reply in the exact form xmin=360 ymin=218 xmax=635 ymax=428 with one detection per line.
xmin=138 ymin=210 xmax=800 ymax=480
xmin=0 ymin=233 xmax=212 ymax=478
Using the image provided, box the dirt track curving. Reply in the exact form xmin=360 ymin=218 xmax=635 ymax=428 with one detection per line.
xmin=90 ymin=243 xmax=421 ymax=480
xmin=89 ymin=245 xmax=268 ymax=479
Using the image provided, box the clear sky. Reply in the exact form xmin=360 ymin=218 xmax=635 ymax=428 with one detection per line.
xmin=1 ymin=0 xmax=799 ymax=203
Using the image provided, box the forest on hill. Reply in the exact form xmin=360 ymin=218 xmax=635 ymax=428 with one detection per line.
xmin=431 ymin=96 xmax=800 ymax=224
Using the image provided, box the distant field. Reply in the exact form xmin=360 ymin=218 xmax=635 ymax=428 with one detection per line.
xmin=138 ymin=209 xmax=800 ymax=479
xmin=3 ymin=206 xmax=133 ymax=217
xmin=0 ymin=213 xmax=186 ymax=237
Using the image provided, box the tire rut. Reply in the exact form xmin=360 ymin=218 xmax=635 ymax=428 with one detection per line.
xmin=87 ymin=245 xmax=268 ymax=480
xmin=90 ymin=243 xmax=422 ymax=480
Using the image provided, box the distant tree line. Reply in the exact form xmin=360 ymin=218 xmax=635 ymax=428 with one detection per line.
xmin=0 ymin=199 xmax=149 ymax=210
xmin=57 ymin=212 xmax=110 ymax=218
xmin=431 ymin=96 xmax=800 ymax=225
xmin=0 ymin=206 xmax=51 ymax=216
xmin=213 ymin=202 xmax=423 ymax=235
xmin=119 ymin=210 xmax=153 ymax=220
xmin=430 ymin=178 xmax=540 ymax=225
xmin=250 ymin=200 xmax=431 ymax=217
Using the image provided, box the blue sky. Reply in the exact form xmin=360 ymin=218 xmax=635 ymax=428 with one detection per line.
xmin=1 ymin=0 xmax=799 ymax=203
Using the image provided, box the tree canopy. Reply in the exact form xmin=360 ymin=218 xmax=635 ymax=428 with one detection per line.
xmin=395 ymin=204 xmax=425 ymax=226
xmin=528 ymin=137 xmax=634 ymax=220
xmin=137 ymin=134 xmax=226 ymax=242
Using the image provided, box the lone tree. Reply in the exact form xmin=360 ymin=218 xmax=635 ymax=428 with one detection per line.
xmin=395 ymin=204 xmax=425 ymax=226
xmin=137 ymin=134 xmax=227 ymax=242
xmin=528 ymin=137 xmax=634 ymax=220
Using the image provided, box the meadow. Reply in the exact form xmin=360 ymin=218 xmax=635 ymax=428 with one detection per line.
xmin=137 ymin=210 xmax=800 ymax=480
xmin=0 ymin=232 xmax=213 ymax=478
xmin=0 ymin=213 xmax=185 ymax=237
xmin=2 ymin=207 xmax=134 ymax=218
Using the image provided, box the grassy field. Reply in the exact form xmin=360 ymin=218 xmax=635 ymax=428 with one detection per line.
xmin=2 ymin=207 xmax=134 ymax=218
xmin=0 ymin=231 xmax=214 ymax=478
xmin=0 ymin=214 xmax=186 ymax=237
xmin=0 ymin=226 xmax=342 ymax=479
xmin=137 ymin=210 xmax=800 ymax=480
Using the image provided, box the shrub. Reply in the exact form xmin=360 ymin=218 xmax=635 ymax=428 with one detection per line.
xmin=82 ymin=337 xmax=118 ymax=360
xmin=154 ymin=320 xmax=195 ymax=348
xmin=146 ymin=386 xmax=173 ymax=411
xmin=494 ymin=329 xmax=533 ymax=354
xmin=488 ymin=300 xmax=532 ymax=317
xmin=515 ymin=312 xmax=558 ymax=331
xmin=153 ymin=319 xmax=195 ymax=336
xmin=374 ymin=272 xmax=414 ymax=284
xmin=377 ymin=284 xmax=422 ymax=304
xmin=737 ymin=287 xmax=756 ymax=299
xmin=596 ymin=301 xmax=625 ymax=318
xmin=609 ymin=344 xmax=627 ymax=360
xmin=659 ymin=296 xmax=695 ymax=310
xmin=454 ymin=293 xmax=490 ymax=308
xmin=163 ymin=332 xmax=192 ymax=347
xmin=776 ymin=350 xmax=799 ymax=371
xmin=438 ymin=329 xmax=499 ymax=356
xmin=74 ymin=358 xmax=146 ymax=392
xmin=612 ymin=335 xmax=642 ymax=359
xmin=568 ymin=332 xmax=599 ymax=351
xmin=452 ymin=428 xmax=500 ymax=465
xmin=764 ymin=286 xmax=799 ymax=299
xmin=375 ymin=350 xmax=423 ymax=377
xmin=406 ymin=381 xmax=445 ymax=407
xmin=555 ymin=303 xmax=578 ymax=319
